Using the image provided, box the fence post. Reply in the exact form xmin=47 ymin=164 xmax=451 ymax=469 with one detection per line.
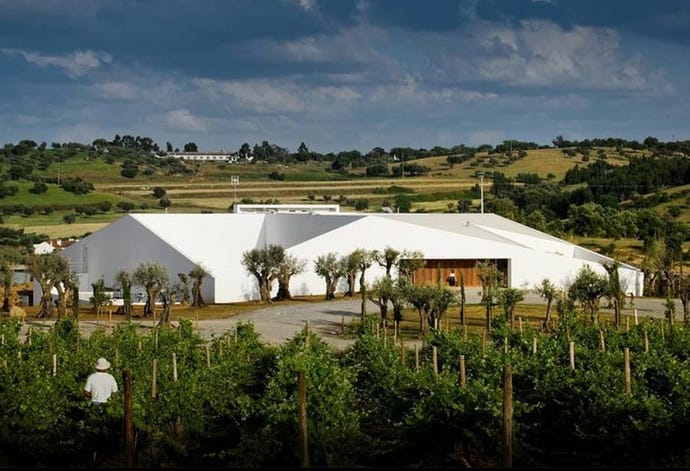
xmin=123 ymin=369 xmax=135 ymax=468
xmin=151 ymin=359 xmax=158 ymax=399
xmin=172 ymin=353 xmax=178 ymax=382
xmin=569 ymin=341 xmax=575 ymax=370
xmin=503 ymin=364 xmax=513 ymax=468
xmin=52 ymin=353 xmax=57 ymax=377
xmin=459 ymin=355 xmax=466 ymax=387
xmin=298 ymin=371 xmax=309 ymax=468
xmin=624 ymin=347 xmax=632 ymax=396
xmin=634 ymin=309 xmax=638 ymax=326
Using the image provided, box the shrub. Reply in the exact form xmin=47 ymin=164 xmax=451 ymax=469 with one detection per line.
xmin=63 ymin=214 xmax=76 ymax=224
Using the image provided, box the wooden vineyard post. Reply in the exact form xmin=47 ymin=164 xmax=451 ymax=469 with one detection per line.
xmin=569 ymin=341 xmax=575 ymax=370
xmin=624 ymin=347 xmax=632 ymax=396
xmin=432 ymin=346 xmax=438 ymax=376
xmin=532 ymin=337 xmax=537 ymax=355
xmin=634 ymin=309 xmax=638 ymax=326
xmin=341 ymin=316 xmax=345 ymax=335
xmin=206 ymin=344 xmax=211 ymax=368
xmin=52 ymin=353 xmax=57 ymax=377
xmin=482 ymin=330 xmax=487 ymax=356
xmin=600 ymin=330 xmax=606 ymax=352
xmin=502 ymin=364 xmax=513 ymax=468
xmin=1 ymin=333 xmax=4 ymax=346
xmin=415 ymin=344 xmax=420 ymax=372
xmin=172 ymin=353 xmax=178 ymax=382
xmin=459 ymin=355 xmax=466 ymax=387
xmin=644 ymin=330 xmax=649 ymax=354
xmin=661 ymin=319 xmax=665 ymax=342
xmin=518 ymin=316 xmax=523 ymax=335
xmin=463 ymin=325 xmax=467 ymax=341
xmin=383 ymin=323 xmax=388 ymax=344
xmin=393 ymin=322 xmax=397 ymax=342
xmin=625 ymin=315 xmax=629 ymax=332
xmin=375 ymin=323 xmax=379 ymax=339
xmin=400 ymin=339 xmax=406 ymax=366
xmin=154 ymin=330 xmax=159 ymax=350
xmin=123 ymin=369 xmax=135 ymax=468
xmin=151 ymin=359 xmax=158 ymax=399
xmin=305 ymin=321 xmax=310 ymax=349
xmin=297 ymin=371 xmax=309 ymax=468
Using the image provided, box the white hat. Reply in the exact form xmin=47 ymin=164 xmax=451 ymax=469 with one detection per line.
xmin=95 ymin=357 xmax=111 ymax=370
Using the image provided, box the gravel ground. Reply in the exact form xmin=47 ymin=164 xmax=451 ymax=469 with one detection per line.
xmin=17 ymin=294 xmax=678 ymax=349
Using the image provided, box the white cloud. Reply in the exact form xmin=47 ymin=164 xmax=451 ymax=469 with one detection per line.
xmin=470 ymin=19 xmax=671 ymax=92
xmin=192 ymin=78 xmax=362 ymax=115
xmin=163 ymin=109 xmax=207 ymax=132
xmin=291 ymin=0 xmax=315 ymax=11
xmin=2 ymin=48 xmax=112 ymax=78
xmin=93 ymin=81 xmax=138 ymax=100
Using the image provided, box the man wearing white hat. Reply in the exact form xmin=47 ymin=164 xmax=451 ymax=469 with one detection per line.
xmin=84 ymin=357 xmax=118 ymax=405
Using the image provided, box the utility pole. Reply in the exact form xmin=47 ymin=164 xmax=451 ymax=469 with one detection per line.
xmin=479 ymin=172 xmax=485 ymax=214
xmin=231 ymin=175 xmax=239 ymax=209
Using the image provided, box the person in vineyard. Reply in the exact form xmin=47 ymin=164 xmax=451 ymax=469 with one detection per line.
xmin=84 ymin=357 xmax=118 ymax=406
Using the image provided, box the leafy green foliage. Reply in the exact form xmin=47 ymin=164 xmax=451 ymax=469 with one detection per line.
xmin=4 ymin=312 xmax=690 ymax=467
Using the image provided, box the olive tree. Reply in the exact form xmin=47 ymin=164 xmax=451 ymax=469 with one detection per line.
xmin=27 ymin=252 xmax=71 ymax=319
xmin=397 ymin=249 xmax=425 ymax=280
xmin=275 ymin=254 xmax=306 ymax=301
xmin=133 ymin=261 xmax=169 ymax=317
xmin=372 ymin=246 xmax=401 ymax=277
xmin=568 ymin=265 xmax=610 ymax=324
xmin=314 ymin=253 xmax=345 ymax=300
xmin=498 ymin=287 xmax=526 ymax=330
xmin=189 ymin=263 xmax=208 ymax=307
xmin=115 ymin=269 xmax=133 ymax=320
xmin=476 ymin=260 xmax=504 ymax=331
xmin=534 ymin=278 xmax=558 ymax=330
xmin=241 ymin=245 xmax=285 ymax=303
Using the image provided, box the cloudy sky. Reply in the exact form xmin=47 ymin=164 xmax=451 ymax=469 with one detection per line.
xmin=1 ymin=0 xmax=688 ymax=153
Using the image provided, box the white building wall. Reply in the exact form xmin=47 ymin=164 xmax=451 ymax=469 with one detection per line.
xmin=62 ymin=216 xmax=216 ymax=303
xmin=60 ymin=212 xmax=645 ymax=303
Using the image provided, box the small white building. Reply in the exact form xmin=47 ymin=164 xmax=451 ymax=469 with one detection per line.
xmin=163 ymin=151 xmax=241 ymax=162
xmin=58 ymin=211 xmax=644 ymax=304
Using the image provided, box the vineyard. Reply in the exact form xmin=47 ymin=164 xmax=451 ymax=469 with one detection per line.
xmin=2 ymin=312 xmax=690 ymax=468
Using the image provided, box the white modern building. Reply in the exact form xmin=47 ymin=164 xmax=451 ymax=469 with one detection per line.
xmin=58 ymin=211 xmax=644 ymax=304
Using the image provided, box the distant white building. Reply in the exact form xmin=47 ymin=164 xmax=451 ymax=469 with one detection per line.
xmin=33 ymin=241 xmax=54 ymax=254
xmin=58 ymin=210 xmax=644 ymax=304
xmin=234 ymin=204 xmax=340 ymax=214
xmin=162 ymin=151 xmax=242 ymax=162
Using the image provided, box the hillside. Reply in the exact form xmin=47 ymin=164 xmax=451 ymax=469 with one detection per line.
xmin=1 ymin=139 xmax=688 ymax=281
